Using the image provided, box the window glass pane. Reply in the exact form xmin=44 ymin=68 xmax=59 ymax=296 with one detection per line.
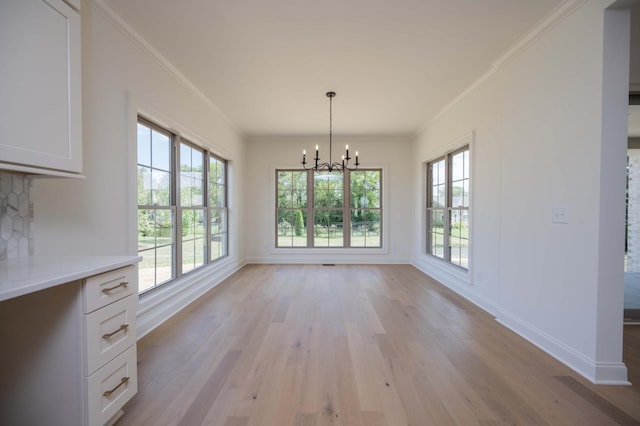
xmin=452 ymin=151 xmax=465 ymax=181
xmin=436 ymin=160 xmax=445 ymax=185
xmin=351 ymin=170 xmax=380 ymax=209
xmin=293 ymin=171 xmax=306 ymax=190
xmin=431 ymin=184 xmax=440 ymax=208
xmin=154 ymin=209 xmax=174 ymax=246
xmin=211 ymin=209 xmax=222 ymax=235
xmin=137 ymin=209 xmax=154 ymax=253
xmin=137 ymin=208 xmax=174 ymax=292
xmin=351 ymin=209 xmax=380 ymax=247
xmin=452 ymin=182 xmax=464 ymax=207
xmin=137 ymin=124 xmax=151 ymax=167
xmin=277 ymin=209 xmax=293 ymax=246
xmin=314 ymin=172 xmax=343 ymax=208
xmin=314 ymin=210 xmax=343 ymax=247
xmin=182 ymin=208 xmax=206 ymax=274
xmin=430 ymin=209 xmax=445 ymax=258
xmin=151 ymin=130 xmax=171 ymax=172
xmin=278 ymin=190 xmax=293 ymax=208
xmin=155 ymin=244 xmax=174 ymax=284
xmin=180 ymin=143 xmax=204 ymax=207
xmin=151 ymin=169 xmax=171 ymax=206
xmin=211 ymin=208 xmax=227 ymax=261
xmin=277 ymin=209 xmax=306 ymax=247
xmin=293 ymin=188 xmax=306 ymax=208
xmin=450 ymin=209 xmax=469 ymax=268
xmin=433 ymin=233 xmax=444 ymax=258
xmin=216 ymin=159 xmax=226 ymax=184
xmin=137 ymin=166 xmax=152 ymax=205
xmin=279 ymin=171 xmax=292 ymax=188
xmin=209 ymin=157 xmax=226 ymax=207
xmin=208 ymin=185 xmax=219 ymax=208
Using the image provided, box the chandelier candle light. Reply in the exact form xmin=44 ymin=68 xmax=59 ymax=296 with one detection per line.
xmin=301 ymin=91 xmax=359 ymax=172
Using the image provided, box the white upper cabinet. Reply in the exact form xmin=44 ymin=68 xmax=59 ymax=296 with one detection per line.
xmin=0 ymin=0 xmax=82 ymax=177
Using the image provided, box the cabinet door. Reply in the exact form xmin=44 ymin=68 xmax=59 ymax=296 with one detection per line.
xmin=0 ymin=0 xmax=82 ymax=174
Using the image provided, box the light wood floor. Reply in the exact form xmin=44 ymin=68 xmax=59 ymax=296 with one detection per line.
xmin=118 ymin=264 xmax=640 ymax=425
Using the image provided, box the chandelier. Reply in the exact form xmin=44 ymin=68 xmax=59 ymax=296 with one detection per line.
xmin=301 ymin=91 xmax=359 ymax=172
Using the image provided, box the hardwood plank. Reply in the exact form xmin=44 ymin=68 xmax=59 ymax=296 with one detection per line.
xmin=293 ymin=413 xmax=317 ymax=426
xmin=223 ymin=416 xmax=249 ymax=426
xmin=555 ymin=375 xmax=640 ymax=426
xmin=177 ymin=350 xmax=241 ymax=426
xmin=117 ymin=264 xmax=640 ymax=426
xmin=345 ymin=321 xmax=381 ymax=411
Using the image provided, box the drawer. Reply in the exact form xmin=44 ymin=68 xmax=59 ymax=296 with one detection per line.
xmin=84 ymin=266 xmax=136 ymax=313
xmin=85 ymin=294 xmax=137 ymax=376
xmin=86 ymin=345 xmax=137 ymax=426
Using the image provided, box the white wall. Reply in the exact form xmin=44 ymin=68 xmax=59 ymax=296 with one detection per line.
xmin=413 ymin=0 xmax=630 ymax=384
xmin=245 ymin=135 xmax=413 ymax=264
xmin=32 ymin=0 xmax=247 ymax=336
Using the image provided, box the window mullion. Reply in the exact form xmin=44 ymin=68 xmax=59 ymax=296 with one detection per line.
xmin=426 ymin=163 xmax=433 ymax=253
xmin=205 ymin=153 xmax=211 ymax=263
xmin=174 ymin=135 xmax=182 ymax=279
xmin=307 ymin=169 xmax=314 ymax=247
xmin=344 ymin=170 xmax=351 ymax=247
xmin=445 ymin=153 xmax=452 ymax=262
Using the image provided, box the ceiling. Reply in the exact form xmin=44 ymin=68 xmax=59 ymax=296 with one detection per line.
xmin=102 ymin=0 xmax=633 ymax=138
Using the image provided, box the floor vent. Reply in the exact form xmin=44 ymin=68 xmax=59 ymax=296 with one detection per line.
xmin=322 ymin=263 xmax=336 ymax=266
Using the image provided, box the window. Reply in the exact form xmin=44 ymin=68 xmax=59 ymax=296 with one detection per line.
xmin=313 ymin=172 xmax=344 ymax=247
xmin=350 ymin=170 xmax=382 ymax=247
xmin=209 ymin=155 xmax=228 ymax=261
xmin=426 ymin=146 xmax=469 ymax=269
xmin=180 ymin=143 xmax=206 ymax=274
xmin=137 ymin=118 xmax=228 ymax=293
xmin=276 ymin=169 xmax=382 ymax=248
xmin=276 ymin=171 xmax=308 ymax=247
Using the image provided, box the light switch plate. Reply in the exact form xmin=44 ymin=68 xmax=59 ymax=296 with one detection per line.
xmin=552 ymin=207 xmax=569 ymax=224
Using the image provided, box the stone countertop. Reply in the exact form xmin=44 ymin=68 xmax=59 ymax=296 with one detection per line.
xmin=0 ymin=255 xmax=141 ymax=302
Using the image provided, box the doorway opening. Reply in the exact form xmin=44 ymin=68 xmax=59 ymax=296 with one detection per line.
xmin=625 ymin=94 xmax=640 ymax=322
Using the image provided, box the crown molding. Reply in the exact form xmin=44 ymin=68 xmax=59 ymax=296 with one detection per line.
xmin=415 ymin=0 xmax=587 ymax=137
xmin=87 ymin=0 xmax=244 ymax=138
xmin=491 ymin=0 xmax=587 ymax=69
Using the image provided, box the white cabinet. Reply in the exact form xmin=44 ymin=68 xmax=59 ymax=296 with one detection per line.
xmin=0 ymin=0 xmax=82 ymax=176
xmin=0 ymin=258 xmax=139 ymax=426
xmin=82 ymin=265 xmax=138 ymax=426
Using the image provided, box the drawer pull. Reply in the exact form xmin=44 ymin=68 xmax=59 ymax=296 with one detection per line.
xmin=102 ymin=281 xmax=128 ymax=294
xmin=102 ymin=324 xmax=129 ymax=339
xmin=103 ymin=376 xmax=130 ymax=397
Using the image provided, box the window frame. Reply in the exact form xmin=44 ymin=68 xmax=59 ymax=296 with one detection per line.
xmin=137 ymin=117 xmax=229 ymax=294
xmin=426 ymin=145 xmax=470 ymax=270
xmin=275 ymin=168 xmax=383 ymax=248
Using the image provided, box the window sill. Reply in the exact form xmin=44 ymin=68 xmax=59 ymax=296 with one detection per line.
xmin=272 ymin=247 xmax=388 ymax=255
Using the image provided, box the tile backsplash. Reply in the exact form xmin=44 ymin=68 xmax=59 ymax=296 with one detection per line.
xmin=0 ymin=172 xmax=33 ymax=260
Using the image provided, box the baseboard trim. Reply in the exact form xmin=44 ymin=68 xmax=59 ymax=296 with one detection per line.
xmin=412 ymin=257 xmax=630 ymax=385
xmin=136 ymin=258 xmax=245 ymax=339
xmin=497 ymin=310 xmax=630 ymax=385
